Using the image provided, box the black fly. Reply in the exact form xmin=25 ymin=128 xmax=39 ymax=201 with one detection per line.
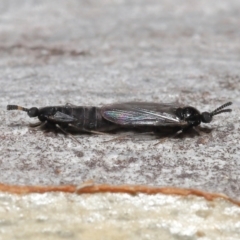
xmin=6 ymin=104 xmax=117 ymax=136
xmin=101 ymin=101 xmax=232 ymax=128
xmin=7 ymin=102 xmax=232 ymax=138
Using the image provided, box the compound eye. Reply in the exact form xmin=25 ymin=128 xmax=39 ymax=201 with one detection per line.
xmin=201 ymin=112 xmax=212 ymax=123
xmin=28 ymin=107 xmax=39 ymax=117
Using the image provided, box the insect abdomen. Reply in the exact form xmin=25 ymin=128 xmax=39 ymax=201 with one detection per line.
xmin=72 ymin=107 xmax=116 ymax=131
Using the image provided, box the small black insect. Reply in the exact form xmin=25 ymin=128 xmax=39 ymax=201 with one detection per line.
xmin=6 ymin=104 xmax=117 ymax=135
xmin=101 ymin=101 xmax=233 ymax=129
xmin=7 ymin=101 xmax=232 ymax=138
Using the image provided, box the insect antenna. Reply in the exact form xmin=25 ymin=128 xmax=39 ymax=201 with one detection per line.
xmin=7 ymin=105 xmax=39 ymax=117
xmin=7 ymin=105 xmax=29 ymax=112
xmin=211 ymin=102 xmax=232 ymax=116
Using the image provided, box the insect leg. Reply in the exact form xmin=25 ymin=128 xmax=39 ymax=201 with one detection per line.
xmin=182 ymin=126 xmax=203 ymax=136
xmin=68 ymin=124 xmax=108 ymax=135
xmin=102 ymin=134 xmax=142 ymax=143
xmin=154 ymin=135 xmax=175 ymax=145
xmin=30 ymin=121 xmax=47 ymax=128
xmin=191 ymin=127 xmax=203 ymax=136
xmin=154 ymin=129 xmax=183 ymax=145
xmin=55 ymin=124 xmax=81 ymax=144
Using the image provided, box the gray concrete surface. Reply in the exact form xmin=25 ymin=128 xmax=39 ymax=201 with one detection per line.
xmin=0 ymin=0 xmax=240 ymax=201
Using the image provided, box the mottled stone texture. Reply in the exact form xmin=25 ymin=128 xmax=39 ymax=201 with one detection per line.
xmin=0 ymin=0 xmax=240 ymax=200
xmin=1 ymin=193 xmax=240 ymax=240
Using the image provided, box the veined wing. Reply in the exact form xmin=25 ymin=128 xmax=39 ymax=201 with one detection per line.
xmin=101 ymin=102 xmax=187 ymax=127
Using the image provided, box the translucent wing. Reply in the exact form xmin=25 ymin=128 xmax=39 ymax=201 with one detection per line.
xmin=101 ymin=102 xmax=187 ymax=127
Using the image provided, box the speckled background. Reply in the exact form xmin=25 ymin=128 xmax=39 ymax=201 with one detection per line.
xmin=0 ymin=0 xmax=240 ymax=200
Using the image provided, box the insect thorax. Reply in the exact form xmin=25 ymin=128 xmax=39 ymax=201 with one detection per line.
xmin=177 ymin=107 xmax=201 ymax=126
xmin=38 ymin=107 xmax=57 ymax=122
